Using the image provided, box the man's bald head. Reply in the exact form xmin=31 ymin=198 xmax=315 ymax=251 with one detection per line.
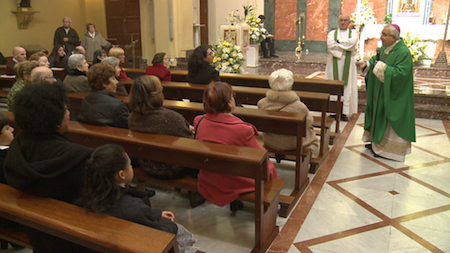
xmin=338 ymin=14 xmax=351 ymax=30
xmin=74 ymin=46 xmax=86 ymax=55
xmin=30 ymin=67 xmax=56 ymax=84
xmin=13 ymin=47 xmax=27 ymax=62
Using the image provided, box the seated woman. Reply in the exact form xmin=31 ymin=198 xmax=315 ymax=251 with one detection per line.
xmin=257 ymin=68 xmax=319 ymax=156
xmin=145 ymin=52 xmax=171 ymax=81
xmin=129 ymin=75 xmax=196 ymax=178
xmin=81 ymin=22 xmax=112 ymax=62
xmin=28 ymin=51 xmax=50 ymax=68
xmin=194 ymin=81 xmax=279 ymax=210
xmin=92 ymin=49 xmax=107 ymax=65
xmin=101 ymin=56 xmax=128 ymax=96
xmin=78 ymin=62 xmax=129 ymax=129
xmin=4 ymin=82 xmax=93 ymax=253
xmin=187 ymin=45 xmax=220 ymax=84
xmin=7 ymin=60 xmax=40 ymax=111
xmin=63 ymin=54 xmax=90 ymax=92
xmin=108 ymin=47 xmax=130 ymax=80
xmin=48 ymin=44 xmax=66 ymax=68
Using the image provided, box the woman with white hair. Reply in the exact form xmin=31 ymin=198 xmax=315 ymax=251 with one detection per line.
xmin=63 ymin=54 xmax=90 ymax=92
xmin=257 ymin=68 xmax=319 ymax=156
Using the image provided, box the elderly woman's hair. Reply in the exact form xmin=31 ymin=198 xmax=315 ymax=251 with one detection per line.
xmin=129 ymin=75 xmax=164 ymax=114
xmin=385 ymin=24 xmax=400 ymax=39
xmin=86 ymin=22 xmax=95 ymax=31
xmin=28 ymin=51 xmax=47 ymax=62
xmin=188 ymin=45 xmax=211 ymax=75
xmin=269 ymin=68 xmax=294 ymax=91
xmin=87 ymin=62 xmax=116 ymax=90
xmin=14 ymin=60 xmax=39 ymax=79
xmin=203 ymin=81 xmax=233 ymax=114
xmin=13 ymin=82 xmax=68 ymax=134
xmin=93 ymin=49 xmax=107 ymax=64
xmin=68 ymin=54 xmax=86 ymax=70
xmin=152 ymin=52 xmax=166 ymax=65
xmin=108 ymin=47 xmax=125 ymax=58
xmin=102 ymin=56 xmax=120 ymax=67
xmin=0 ymin=112 xmax=9 ymax=131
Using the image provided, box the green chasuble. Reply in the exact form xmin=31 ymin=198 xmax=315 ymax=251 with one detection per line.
xmin=364 ymin=38 xmax=416 ymax=144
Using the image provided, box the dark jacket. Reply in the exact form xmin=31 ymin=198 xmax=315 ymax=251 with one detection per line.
xmin=187 ymin=64 xmax=220 ymax=84
xmin=53 ymin=27 xmax=79 ymax=55
xmin=3 ymin=131 xmax=93 ymax=253
xmin=63 ymin=69 xmax=90 ymax=92
xmin=5 ymin=59 xmax=16 ymax=75
xmin=78 ymin=90 xmax=129 ymax=129
xmin=145 ymin=63 xmax=171 ymax=82
xmin=108 ymin=190 xmax=178 ymax=234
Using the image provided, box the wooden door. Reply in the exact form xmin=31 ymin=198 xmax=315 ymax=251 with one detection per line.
xmin=105 ymin=0 xmax=142 ymax=67
xmin=200 ymin=0 xmax=208 ymax=46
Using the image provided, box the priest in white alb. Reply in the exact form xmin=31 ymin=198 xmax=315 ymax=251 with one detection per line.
xmin=324 ymin=14 xmax=358 ymax=121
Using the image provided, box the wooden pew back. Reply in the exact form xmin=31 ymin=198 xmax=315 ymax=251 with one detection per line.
xmin=0 ymin=183 xmax=178 ymax=253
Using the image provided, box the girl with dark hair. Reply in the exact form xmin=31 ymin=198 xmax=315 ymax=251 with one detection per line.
xmin=187 ymin=45 xmax=220 ymax=84
xmin=77 ymin=144 xmax=198 ymax=253
xmin=48 ymin=44 xmax=66 ymax=68
xmin=194 ymin=81 xmax=279 ymax=211
xmin=145 ymin=52 xmax=171 ymax=81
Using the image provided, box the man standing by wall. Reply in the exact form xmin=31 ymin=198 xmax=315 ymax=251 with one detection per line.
xmin=54 ymin=17 xmax=79 ymax=55
xmin=324 ymin=14 xmax=358 ymax=121
xmin=359 ymin=24 xmax=415 ymax=162
xmin=6 ymin=47 xmax=27 ymax=75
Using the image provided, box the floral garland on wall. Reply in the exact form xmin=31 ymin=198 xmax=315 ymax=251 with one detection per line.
xmin=213 ymin=40 xmax=245 ymax=74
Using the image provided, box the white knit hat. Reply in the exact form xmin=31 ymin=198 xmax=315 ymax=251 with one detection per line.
xmin=268 ymin=68 xmax=294 ymax=91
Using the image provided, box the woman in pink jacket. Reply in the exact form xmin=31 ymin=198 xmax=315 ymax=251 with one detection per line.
xmin=194 ymin=81 xmax=279 ymax=211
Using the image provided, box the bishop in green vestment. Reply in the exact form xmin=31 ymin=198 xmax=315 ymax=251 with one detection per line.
xmin=360 ymin=24 xmax=415 ymax=162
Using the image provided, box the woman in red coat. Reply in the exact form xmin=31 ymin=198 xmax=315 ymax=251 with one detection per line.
xmin=194 ymin=81 xmax=279 ymax=210
xmin=145 ymin=52 xmax=171 ymax=81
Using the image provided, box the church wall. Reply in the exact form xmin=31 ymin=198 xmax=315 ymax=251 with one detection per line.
xmin=0 ymin=0 xmax=87 ymax=56
xmin=432 ymin=0 xmax=449 ymax=24
xmin=208 ymin=0 xmax=265 ymax=45
xmin=85 ymin=0 xmax=107 ymax=37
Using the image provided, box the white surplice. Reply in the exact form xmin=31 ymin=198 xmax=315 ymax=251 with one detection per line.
xmin=324 ymin=28 xmax=359 ymax=116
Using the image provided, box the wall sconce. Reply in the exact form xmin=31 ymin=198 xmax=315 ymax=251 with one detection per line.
xmin=11 ymin=7 xmax=39 ymax=29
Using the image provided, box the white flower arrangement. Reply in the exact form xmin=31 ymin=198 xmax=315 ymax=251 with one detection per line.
xmin=351 ymin=0 xmax=377 ymax=26
xmin=246 ymin=15 xmax=268 ymax=44
xmin=403 ymin=31 xmax=428 ymax=64
xmin=213 ymin=40 xmax=245 ymax=74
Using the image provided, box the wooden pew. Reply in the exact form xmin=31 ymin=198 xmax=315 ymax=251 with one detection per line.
xmin=0 ymin=65 xmax=6 ymax=75
xmin=0 ymin=183 xmax=179 ymax=253
xmin=119 ymin=81 xmax=330 ymax=172
xmin=5 ymin=111 xmax=282 ymax=252
xmin=66 ymin=93 xmax=309 ymax=217
xmin=0 ymin=76 xmax=16 ymax=89
xmin=124 ymin=68 xmax=344 ymax=140
xmin=64 ymin=121 xmax=284 ymax=253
